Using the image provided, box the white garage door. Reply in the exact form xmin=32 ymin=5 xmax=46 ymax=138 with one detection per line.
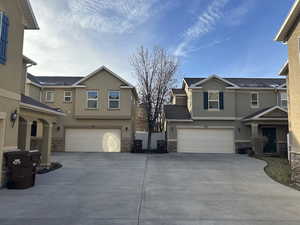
xmin=177 ymin=128 xmax=234 ymax=153
xmin=65 ymin=129 xmax=121 ymax=152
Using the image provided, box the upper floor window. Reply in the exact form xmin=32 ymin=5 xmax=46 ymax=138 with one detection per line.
xmin=250 ymin=92 xmax=259 ymax=108
xmin=64 ymin=91 xmax=72 ymax=103
xmin=87 ymin=90 xmax=98 ymax=109
xmin=208 ymin=91 xmax=219 ymax=110
xmin=45 ymin=91 xmax=55 ymax=103
xmin=108 ymin=91 xmax=120 ymax=109
xmin=0 ymin=12 xmax=9 ymax=65
xmin=280 ymin=92 xmax=288 ymax=108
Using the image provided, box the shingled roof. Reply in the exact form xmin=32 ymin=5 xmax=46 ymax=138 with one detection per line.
xmin=27 ymin=73 xmax=84 ymax=86
xmin=21 ymin=95 xmax=64 ymax=115
xmin=172 ymin=89 xmax=186 ymax=95
xmin=183 ymin=77 xmax=286 ymax=88
xmin=164 ymin=105 xmax=191 ymax=120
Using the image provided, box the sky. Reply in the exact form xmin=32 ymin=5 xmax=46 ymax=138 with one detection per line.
xmin=24 ymin=0 xmax=294 ymax=85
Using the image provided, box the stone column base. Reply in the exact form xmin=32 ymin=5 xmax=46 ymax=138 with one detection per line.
xmin=167 ymin=141 xmax=177 ymax=152
xmin=291 ymin=152 xmax=300 ymax=187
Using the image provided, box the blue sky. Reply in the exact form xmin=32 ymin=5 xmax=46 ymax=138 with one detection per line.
xmin=24 ymin=0 xmax=294 ymax=85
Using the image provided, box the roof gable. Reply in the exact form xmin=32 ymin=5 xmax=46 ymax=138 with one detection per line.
xmin=74 ymin=66 xmax=134 ymax=88
xmin=279 ymin=61 xmax=289 ymax=76
xmin=18 ymin=0 xmax=39 ymax=30
xmin=191 ymin=75 xmax=238 ymax=88
xmin=275 ymin=0 xmax=300 ymax=42
xmin=243 ymin=106 xmax=287 ymax=121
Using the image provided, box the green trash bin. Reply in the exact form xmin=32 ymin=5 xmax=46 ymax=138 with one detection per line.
xmin=4 ymin=151 xmax=35 ymax=189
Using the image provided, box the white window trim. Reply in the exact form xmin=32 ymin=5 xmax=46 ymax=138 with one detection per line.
xmin=250 ymin=92 xmax=259 ymax=108
xmin=86 ymin=90 xmax=99 ymax=109
xmin=208 ymin=90 xmax=220 ymax=111
xmin=108 ymin=90 xmax=120 ymax=110
xmin=64 ymin=91 xmax=72 ymax=103
xmin=45 ymin=91 xmax=55 ymax=103
xmin=280 ymin=92 xmax=288 ymax=108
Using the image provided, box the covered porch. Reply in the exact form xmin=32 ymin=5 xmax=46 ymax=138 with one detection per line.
xmin=18 ymin=95 xmax=64 ymax=167
xmin=243 ymin=106 xmax=288 ymax=155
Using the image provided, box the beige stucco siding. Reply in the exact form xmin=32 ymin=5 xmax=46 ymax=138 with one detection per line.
xmin=190 ymin=78 xmax=280 ymax=119
xmin=0 ymin=0 xmax=24 ymax=94
xmin=0 ymin=0 xmax=26 ymax=149
xmin=41 ymin=88 xmax=75 ymax=115
xmin=28 ymin=84 xmax=41 ymax=101
xmin=287 ymin=20 xmax=300 ymax=153
xmin=0 ymin=96 xmax=19 ymax=148
xmin=74 ymin=70 xmax=133 ymax=118
xmin=174 ymin=96 xmax=187 ymax=105
xmin=235 ymin=90 xmax=278 ymax=117
xmin=192 ymin=90 xmax=236 ymax=118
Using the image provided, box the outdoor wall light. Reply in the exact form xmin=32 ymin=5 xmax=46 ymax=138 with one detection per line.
xmin=10 ymin=110 xmax=18 ymax=128
xmin=125 ymin=127 xmax=128 ymax=132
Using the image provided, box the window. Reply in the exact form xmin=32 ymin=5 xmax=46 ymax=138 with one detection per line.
xmin=64 ymin=91 xmax=72 ymax=103
xmin=250 ymin=92 xmax=259 ymax=108
xmin=208 ymin=91 xmax=219 ymax=110
xmin=87 ymin=90 xmax=98 ymax=109
xmin=108 ymin=91 xmax=120 ymax=109
xmin=0 ymin=12 xmax=9 ymax=65
xmin=280 ymin=92 xmax=288 ymax=108
xmin=45 ymin=91 xmax=55 ymax=102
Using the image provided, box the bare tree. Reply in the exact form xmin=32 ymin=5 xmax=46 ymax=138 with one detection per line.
xmin=131 ymin=46 xmax=179 ymax=151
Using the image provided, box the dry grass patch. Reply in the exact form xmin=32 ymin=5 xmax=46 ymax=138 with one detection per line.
xmin=255 ymin=156 xmax=300 ymax=191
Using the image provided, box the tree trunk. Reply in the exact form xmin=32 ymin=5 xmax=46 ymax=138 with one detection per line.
xmin=147 ymin=130 xmax=152 ymax=152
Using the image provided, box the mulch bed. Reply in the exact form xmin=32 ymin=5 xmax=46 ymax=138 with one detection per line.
xmin=37 ymin=162 xmax=62 ymax=174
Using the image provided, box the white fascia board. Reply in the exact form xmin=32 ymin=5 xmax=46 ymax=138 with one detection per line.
xmin=20 ymin=103 xmax=65 ymax=116
xmin=278 ymin=61 xmax=289 ymax=76
xmin=227 ymin=87 xmax=279 ymax=90
xmin=73 ymin=66 xmax=134 ymax=88
xmin=252 ymin=106 xmax=287 ymax=120
xmin=192 ymin=117 xmax=240 ymax=121
xmin=191 ymin=75 xmax=239 ymax=88
xmin=26 ymin=80 xmax=42 ymax=88
xmin=275 ymin=0 xmax=300 ymax=42
xmin=43 ymin=85 xmax=86 ymax=89
xmin=166 ymin=119 xmax=193 ymax=122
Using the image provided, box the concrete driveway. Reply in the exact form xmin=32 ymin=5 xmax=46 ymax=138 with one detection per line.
xmin=0 ymin=153 xmax=300 ymax=225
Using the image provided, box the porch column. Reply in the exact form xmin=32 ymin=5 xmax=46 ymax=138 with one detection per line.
xmin=41 ymin=123 xmax=53 ymax=167
xmin=25 ymin=120 xmax=33 ymax=151
xmin=251 ymin=123 xmax=259 ymax=154
xmin=18 ymin=119 xmax=33 ymax=151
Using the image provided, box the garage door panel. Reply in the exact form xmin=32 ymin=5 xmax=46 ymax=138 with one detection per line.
xmin=177 ymin=129 xmax=234 ymax=153
xmin=65 ymin=129 xmax=121 ymax=152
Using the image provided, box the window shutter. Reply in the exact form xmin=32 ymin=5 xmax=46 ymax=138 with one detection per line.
xmin=203 ymin=92 xmax=208 ymax=110
xmin=0 ymin=14 xmax=9 ymax=64
xmin=219 ymin=92 xmax=224 ymax=110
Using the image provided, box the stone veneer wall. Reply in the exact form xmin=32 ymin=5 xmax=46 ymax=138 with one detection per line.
xmin=52 ymin=137 xmax=65 ymax=152
xmin=167 ymin=141 xmax=177 ymax=152
xmin=121 ymin=138 xmax=132 ymax=152
xmin=291 ymin=152 xmax=300 ymax=186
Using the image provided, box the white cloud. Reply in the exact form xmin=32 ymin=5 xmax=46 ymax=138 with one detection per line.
xmin=223 ymin=1 xmax=254 ymax=26
xmin=24 ymin=0 xmax=170 ymax=84
xmin=174 ymin=0 xmax=229 ymax=57
xmin=66 ymin=0 xmax=160 ymax=34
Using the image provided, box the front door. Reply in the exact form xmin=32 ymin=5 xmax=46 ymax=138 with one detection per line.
xmin=262 ymin=128 xmax=277 ymax=153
